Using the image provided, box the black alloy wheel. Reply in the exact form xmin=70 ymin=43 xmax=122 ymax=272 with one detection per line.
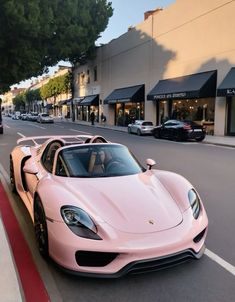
xmin=196 ymin=136 xmax=205 ymax=142
xmin=34 ymin=196 xmax=49 ymax=258
xmin=10 ymin=157 xmax=17 ymax=194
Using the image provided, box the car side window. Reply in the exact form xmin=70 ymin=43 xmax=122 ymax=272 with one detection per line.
xmin=42 ymin=141 xmax=63 ymax=173
xmin=55 ymin=154 xmax=68 ymax=176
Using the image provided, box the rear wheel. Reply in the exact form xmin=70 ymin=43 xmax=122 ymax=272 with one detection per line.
xmin=34 ymin=196 xmax=49 ymax=259
xmin=137 ymin=129 xmax=141 ymax=136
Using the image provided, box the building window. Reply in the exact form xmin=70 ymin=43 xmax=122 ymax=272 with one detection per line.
xmin=80 ymin=73 xmax=85 ymax=86
xmin=87 ymin=70 xmax=90 ymax=84
xmin=94 ymin=66 xmax=97 ymax=82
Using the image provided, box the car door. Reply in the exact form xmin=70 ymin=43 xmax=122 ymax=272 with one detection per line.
xmin=131 ymin=121 xmax=138 ymax=134
xmin=161 ymin=121 xmax=175 ymax=138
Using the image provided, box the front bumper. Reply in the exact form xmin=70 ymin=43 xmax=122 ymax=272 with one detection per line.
xmin=186 ymin=130 xmax=205 ymax=140
xmin=47 ymin=207 xmax=208 ymax=277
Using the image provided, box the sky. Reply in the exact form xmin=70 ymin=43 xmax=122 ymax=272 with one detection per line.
xmin=14 ymin=0 xmax=175 ymax=89
xmin=97 ymin=0 xmax=175 ymax=44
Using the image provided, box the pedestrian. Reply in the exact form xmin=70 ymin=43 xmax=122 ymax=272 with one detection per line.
xmin=90 ymin=111 xmax=95 ymax=125
xmin=101 ymin=112 xmax=106 ymax=124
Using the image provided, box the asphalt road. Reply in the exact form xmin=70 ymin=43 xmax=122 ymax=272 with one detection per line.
xmin=0 ymin=117 xmax=235 ymax=302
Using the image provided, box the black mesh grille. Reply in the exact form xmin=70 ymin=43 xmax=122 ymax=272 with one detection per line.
xmin=75 ymin=251 xmax=119 ymax=267
xmin=193 ymin=228 xmax=206 ymax=243
xmin=124 ymin=250 xmax=196 ymax=275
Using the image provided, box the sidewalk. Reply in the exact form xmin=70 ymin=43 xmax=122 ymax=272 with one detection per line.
xmin=0 ymin=216 xmax=23 ymax=301
xmin=0 ymin=179 xmax=50 ymax=302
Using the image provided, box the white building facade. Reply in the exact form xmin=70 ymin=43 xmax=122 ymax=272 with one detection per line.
xmin=73 ymin=0 xmax=235 ymax=136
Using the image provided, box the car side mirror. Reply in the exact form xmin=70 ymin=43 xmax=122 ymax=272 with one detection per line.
xmin=146 ymin=158 xmax=156 ymax=170
xmin=23 ymin=162 xmax=39 ymax=174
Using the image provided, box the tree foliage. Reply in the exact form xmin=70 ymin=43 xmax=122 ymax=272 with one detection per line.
xmin=40 ymin=73 xmax=71 ymax=100
xmin=13 ymin=92 xmax=26 ymax=111
xmin=13 ymin=88 xmax=42 ymax=111
xmin=0 ymin=0 xmax=113 ymax=93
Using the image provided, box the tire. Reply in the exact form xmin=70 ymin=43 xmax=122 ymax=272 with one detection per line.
xmin=128 ymin=127 xmax=131 ymax=134
xmin=10 ymin=157 xmax=17 ymax=194
xmin=137 ymin=129 xmax=141 ymax=136
xmin=196 ymin=137 xmax=205 ymax=142
xmin=34 ymin=196 xmax=49 ymax=259
xmin=153 ymin=130 xmax=160 ymax=139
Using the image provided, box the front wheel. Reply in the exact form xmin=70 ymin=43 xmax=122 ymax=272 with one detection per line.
xmin=196 ymin=136 xmax=205 ymax=142
xmin=153 ymin=130 xmax=161 ymax=139
xmin=34 ymin=196 xmax=49 ymax=259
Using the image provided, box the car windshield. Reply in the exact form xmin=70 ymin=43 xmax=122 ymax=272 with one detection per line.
xmin=56 ymin=144 xmax=144 ymax=178
xmin=41 ymin=114 xmax=49 ymax=117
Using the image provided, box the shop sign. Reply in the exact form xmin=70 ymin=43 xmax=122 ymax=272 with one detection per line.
xmin=226 ymin=89 xmax=235 ymax=95
xmin=154 ymin=92 xmax=187 ymax=100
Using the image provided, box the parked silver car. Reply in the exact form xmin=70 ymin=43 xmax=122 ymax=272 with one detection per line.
xmin=37 ymin=113 xmax=54 ymax=123
xmin=27 ymin=112 xmax=38 ymax=122
xmin=127 ymin=120 xmax=154 ymax=135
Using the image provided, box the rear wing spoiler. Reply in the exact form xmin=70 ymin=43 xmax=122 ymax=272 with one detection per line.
xmin=17 ymin=135 xmax=92 ymax=146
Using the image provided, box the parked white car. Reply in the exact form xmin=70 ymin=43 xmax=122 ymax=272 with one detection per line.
xmin=128 ymin=120 xmax=154 ymax=135
xmin=37 ymin=113 xmax=54 ymax=123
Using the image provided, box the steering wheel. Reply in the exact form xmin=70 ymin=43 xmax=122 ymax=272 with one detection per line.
xmin=106 ymin=158 xmax=125 ymax=173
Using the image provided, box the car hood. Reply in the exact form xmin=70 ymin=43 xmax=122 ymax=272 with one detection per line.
xmin=57 ymin=172 xmax=183 ymax=234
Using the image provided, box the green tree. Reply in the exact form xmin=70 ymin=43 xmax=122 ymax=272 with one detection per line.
xmin=0 ymin=0 xmax=113 ymax=93
xmin=13 ymin=92 xmax=26 ymax=111
xmin=40 ymin=74 xmax=71 ymax=100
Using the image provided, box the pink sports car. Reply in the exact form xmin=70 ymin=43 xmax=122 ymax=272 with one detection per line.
xmin=10 ymin=134 xmax=208 ymax=277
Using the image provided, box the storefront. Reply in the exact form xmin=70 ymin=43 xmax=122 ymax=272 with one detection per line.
xmin=76 ymin=94 xmax=100 ymax=122
xmin=147 ymin=70 xmax=217 ymax=134
xmin=104 ymin=84 xmax=145 ymax=126
xmin=58 ymin=99 xmax=71 ymax=118
xmin=217 ymin=68 xmax=235 ymax=136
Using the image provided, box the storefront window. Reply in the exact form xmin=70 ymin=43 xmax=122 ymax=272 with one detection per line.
xmin=171 ymin=99 xmax=215 ymax=123
xmin=115 ymin=102 xmax=144 ymax=126
xmin=228 ymin=97 xmax=235 ymax=134
xmin=82 ymin=106 xmax=89 ymax=121
xmin=159 ymin=101 xmax=169 ymax=124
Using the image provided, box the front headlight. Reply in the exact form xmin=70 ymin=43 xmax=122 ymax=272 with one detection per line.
xmin=61 ymin=206 xmax=102 ymax=240
xmin=188 ymin=189 xmax=201 ymax=219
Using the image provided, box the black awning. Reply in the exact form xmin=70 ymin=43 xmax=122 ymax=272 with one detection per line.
xmin=45 ymin=103 xmax=53 ymax=109
xmin=58 ymin=99 xmax=72 ymax=106
xmin=147 ymin=70 xmax=217 ymax=101
xmin=217 ymin=68 xmax=235 ymax=96
xmin=73 ymin=97 xmax=84 ymax=104
xmin=104 ymin=84 xmax=144 ymax=104
xmin=58 ymin=100 xmax=67 ymax=106
xmin=80 ymin=94 xmax=99 ymax=106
